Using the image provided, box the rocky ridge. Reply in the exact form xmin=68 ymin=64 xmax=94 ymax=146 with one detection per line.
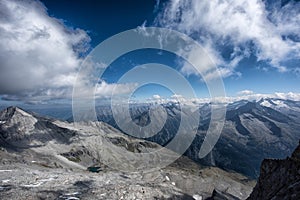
xmin=247 ymin=140 xmax=300 ymax=199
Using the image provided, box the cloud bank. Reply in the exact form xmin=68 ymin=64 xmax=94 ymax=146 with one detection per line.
xmin=144 ymin=92 xmax=300 ymax=105
xmin=0 ymin=0 xmax=90 ymax=101
xmin=0 ymin=0 xmax=137 ymax=103
xmin=156 ymin=0 xmax=300 ymax=77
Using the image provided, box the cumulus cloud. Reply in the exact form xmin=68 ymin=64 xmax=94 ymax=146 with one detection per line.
xmin=95 ymin=81 xmax=138 ymax=98
xmin=0 ymin=0 xmax=136 ymax=103
xmin=237 ymin=90 xmax=254 ymax=95
xmin=273 ymin=92 xmax=300 ymax=101
xmin=156 ymin=0 xmax=300 ymax=76
xmin=0 ymin=0 xmax=90 ymax=101
xmin=152 ymin=94 xmax=161 ymax=99
xmin=171 ymin=94 xmax=183 ymax=99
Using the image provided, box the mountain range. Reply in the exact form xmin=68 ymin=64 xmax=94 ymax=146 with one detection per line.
xmin=33 ymin=98 xmax=300 ymax=179
xmin=0 ymin=99 xmax=299 ymax=199
xmin=0 ymin=106 xmax=255 ymax=199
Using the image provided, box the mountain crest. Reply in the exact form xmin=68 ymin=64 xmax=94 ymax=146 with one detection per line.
xmin=0 ymin=106 xmax=33 ymax=121
xmin=0 ymin=106 xmax=76 ymax=148
xmin=0 ymin=106 xmax=38 ymax=143
xmin=0 ymin=106 xmax=37 ymax=129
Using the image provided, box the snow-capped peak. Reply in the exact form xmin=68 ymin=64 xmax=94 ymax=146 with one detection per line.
xmin=259 ymin=99 xmax=273 ymax=107
xmin=258 ymin=98 xmax=290 ymax=109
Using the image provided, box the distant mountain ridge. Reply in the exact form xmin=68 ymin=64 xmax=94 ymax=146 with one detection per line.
xmin=93 ymin=98 xmax=300 ymax=178
xmin=66 ymin=98 xmax=297 ymax=178
xmin=10 ymin=98 xmax=300 ymax=178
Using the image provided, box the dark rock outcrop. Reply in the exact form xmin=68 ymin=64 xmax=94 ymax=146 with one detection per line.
xmin=206 ymin=189 xmax=240 ymax=200
xmin=247 ymin=141 xmax=300 ymax=199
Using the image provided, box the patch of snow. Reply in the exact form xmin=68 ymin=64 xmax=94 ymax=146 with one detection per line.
xmin=66 ymin=197 xmax=80 ymax=200
xmin=16 ymin=108 xmax=32 ymax=117
xmin=260 ymin=100 xmax=272 ymax=107
xmin=0 ymin=170 xmax=13 ymax=172
xmin=53 ymin=120 xmax=78 ymax=131
xmin=193 ymin=194 xmax=202 ymax=200
xmin=1 ymin=179 xmax=10 ymax=183
xmin=0 ymin=121 xmax=5 ymax=124
xmin=171 ymin=182 xmax=176 ymax=186
xmin=64 ymin=192 xmax=81 ymax=196
xmin=165 ymin=176 xmax=170 ymax=181
xmin=22 ymin=182 xmax=43 ymax=187
xmin=272 ymin=100 xmax=289 ymax=108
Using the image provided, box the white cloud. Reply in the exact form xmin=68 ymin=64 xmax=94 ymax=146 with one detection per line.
xmin=183 ymin=90 xmax=296 ymax=104
xmin=153 ymin=94 xmax=161 ymax=99
xmin=95 ymin=81 xmax=138 ymax=98
xmin=156 ymin=0 xmax=300 ymax=75
xmin=0 ymin=0 xmax=136 ymax=102
xmin=171 ymin=94 xmax=183 ymax=99
xmin=273 ymin=92 xmax=300 ymax=101
xmin=236 ymin=92 xmax=298 ymax=103
xmin=237 ymin=90 xmax=254 ymax=95
xmin=179 ymin=39 xmax=223 ymax=77
xmin=0 ymin=0 xmax=90 ymax=101
xmin=143 ymin=92 xmax=300 ymax=105
xmin=227 ymin=92 xmax=300 ymax=102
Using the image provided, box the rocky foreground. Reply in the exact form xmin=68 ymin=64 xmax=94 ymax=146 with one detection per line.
xmin=0 ymin=152 xmax=254 ymax=200
xmin=247 ymin=140 xmax=300 ymax=200
xmin=0 ymin=107 xmax=255 ymax=199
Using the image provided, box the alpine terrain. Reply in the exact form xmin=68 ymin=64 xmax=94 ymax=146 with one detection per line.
xmin=62 ymin=98 xmax=300 ymax=179
xmin=0 ymin=106 xmax=255 ymax=200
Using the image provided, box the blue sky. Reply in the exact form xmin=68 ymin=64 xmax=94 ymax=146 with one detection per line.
xmin=41 ymin=0 xmax=160 ymax=47
xmin=0 ymin=0 xmax=299 ymax=105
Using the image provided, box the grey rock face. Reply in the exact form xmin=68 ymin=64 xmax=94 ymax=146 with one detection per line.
xmin=206 ymin=189 xmax=240 ymax=200
xmin=247 ymin=141 xmax=300 ymax=200
xmin=0 ymin=106 xmax=76 ymax=149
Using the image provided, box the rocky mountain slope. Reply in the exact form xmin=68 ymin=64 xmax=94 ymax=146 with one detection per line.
xmin=69 ymin=98 xmax=300 ymax=178
xmin=247 ymin=140 xmax=300 ymax=199
xmin=0 ymin=106 xmax=255 ymax=200
xmin=198 ymin=99 xmax=300 ymax=178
